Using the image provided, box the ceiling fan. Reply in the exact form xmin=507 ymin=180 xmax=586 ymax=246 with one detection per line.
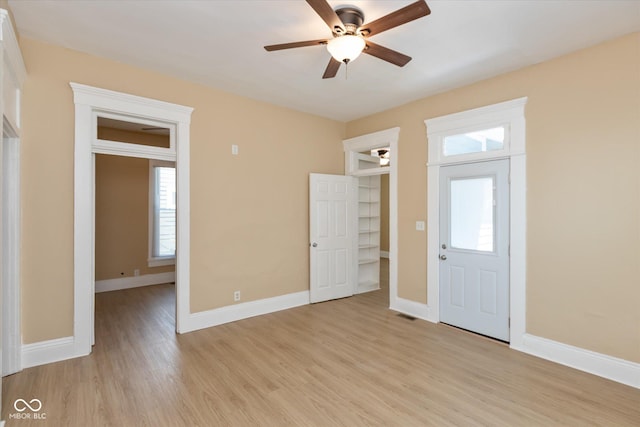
xmin=264 ymin=0 xmax=431 ymax=79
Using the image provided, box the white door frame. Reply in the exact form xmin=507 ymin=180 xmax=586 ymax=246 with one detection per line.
xmin=1 ymin=8 xmax=26 ymax=377
xmin=425 ymin=97 xmax=527 ymax=349
xmin=343 ymin=128 xmax=399 ymax=308
xmin=71 ymin=83 xmax=193 ymax=358
xmin=2 ymin=121 xmax=22 ymax=376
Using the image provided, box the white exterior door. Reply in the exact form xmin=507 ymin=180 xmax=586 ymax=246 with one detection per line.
xmin=439 ymin=159 xmax=510 ymax=341
xmin=309 ymin=174 xmax=357 ymax=303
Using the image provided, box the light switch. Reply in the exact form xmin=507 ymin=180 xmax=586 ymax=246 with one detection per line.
xmin=231 ymin=144 xmax=239 ymax=155
xmin=416 ymin=221 xmax=425 ymax=231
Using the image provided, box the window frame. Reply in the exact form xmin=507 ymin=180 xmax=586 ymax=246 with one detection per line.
xmin=148 ymin=159 xmax=176 ymax=267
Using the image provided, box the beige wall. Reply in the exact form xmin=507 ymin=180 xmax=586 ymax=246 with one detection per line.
xmin=380 ymin=174 xmax=390 ymax=252
xmin=346 ymin=33 xmax=640 ymax=363
xmin=20 ymin=37 xmax=345 ymax=343
xmin=95 ymin=153 xmax=174 ymax=281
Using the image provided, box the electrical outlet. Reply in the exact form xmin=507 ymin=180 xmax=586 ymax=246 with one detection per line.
xmin=233 ymin=290 xmax=241 ymax=302
xmin=134 ymin=269 xmax=140 ymax=277
xmin=231 ymin=144 xmax=239 ymax=155
xmin=416 ymin=221 xmax=425 ymax=231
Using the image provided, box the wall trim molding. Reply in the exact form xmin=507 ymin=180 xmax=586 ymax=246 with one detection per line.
xmin=424 ymin=97 xmax=528 ymax=347
xmin=390 ymin=298 xmax=435 ymax=323
xmin=518 ymin=334 xmax=640 ymax=389
xmin=182 ymin=291 xmax=309 ymax=333
xmin=95 ymin=272 xmax=176 ymax=293
xmin=22 ymin=336 xmax=76 ymax=369
xmin=71 ymin=83 xmax=193 ymax=359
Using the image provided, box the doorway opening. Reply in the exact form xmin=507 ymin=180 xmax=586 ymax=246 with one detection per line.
xmin=72 ymin=83 xmax=193 ymax=358
xmin=343 ymin=128 xmax=398 ymax=309
xmin=94 ymin=117 xmax=177 ymax=335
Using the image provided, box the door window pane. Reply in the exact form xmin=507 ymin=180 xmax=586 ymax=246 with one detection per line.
xmin=450 ymin=176 xmax=494 ymax=252
xmin=443 ymin=127 xmax=504 ymax=156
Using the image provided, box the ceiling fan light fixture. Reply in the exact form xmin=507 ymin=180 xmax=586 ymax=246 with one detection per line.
xmin=327 ymin=35 xmax=365 ymax=63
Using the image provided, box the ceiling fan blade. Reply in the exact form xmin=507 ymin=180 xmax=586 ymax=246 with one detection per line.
xmin=359 ymin=0 xmax=431 ymax=37
xmin=322 ymin=57 xmax=342 ymax=79
xmin=306 ymin=0 xmax=345 ymax=34
xmin=264 ymin=39 xmax=328 ymax=51
xmin=364 ymin=41 xmax=412 ymax=67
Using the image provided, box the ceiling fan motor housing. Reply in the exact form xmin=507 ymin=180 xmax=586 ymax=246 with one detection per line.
xmin=334 ymin=6 xmax=364 ymax=35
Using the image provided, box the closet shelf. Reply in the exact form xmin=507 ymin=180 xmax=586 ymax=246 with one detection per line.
xmin=359 ymin=244 xmax=378 ymax=249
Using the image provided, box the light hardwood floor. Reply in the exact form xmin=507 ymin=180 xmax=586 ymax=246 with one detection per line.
xmin=3 ymin=261 xmax=639 ymax=426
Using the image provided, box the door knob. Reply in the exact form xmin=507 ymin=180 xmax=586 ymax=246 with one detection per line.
xmin=439 ymin=254 xmax=447 ymax=260
xmin=311 ymin=242 xmax=318 ymax=247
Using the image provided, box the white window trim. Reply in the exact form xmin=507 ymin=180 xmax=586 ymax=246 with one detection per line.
xmin=425 ymin=97 xmax=527 ymax=349
xmin=148 ymin=159 xmax=176 ymax=267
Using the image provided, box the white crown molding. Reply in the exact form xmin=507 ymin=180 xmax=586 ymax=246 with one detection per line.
xmin=95 ymin=272 xmax=175 ymax=293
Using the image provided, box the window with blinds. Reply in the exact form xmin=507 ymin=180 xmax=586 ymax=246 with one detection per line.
xmin=149 ymin=161 xmax=176 ymax=266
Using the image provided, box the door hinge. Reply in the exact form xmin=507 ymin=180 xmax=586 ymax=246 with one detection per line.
xmin=508 ymin=318 xmax=511 ymax=328
xmin=508 ymin=245 xmax=511 ymax=257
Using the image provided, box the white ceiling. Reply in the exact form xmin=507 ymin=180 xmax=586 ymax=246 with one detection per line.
xmin=8 ymin=0 xmax=640 ymax=122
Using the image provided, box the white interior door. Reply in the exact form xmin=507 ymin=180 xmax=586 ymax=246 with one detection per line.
xmin=439 ymin=159 xmax=510 ymax=341
xmin=309 ymin=173 xmax=357 ymax=303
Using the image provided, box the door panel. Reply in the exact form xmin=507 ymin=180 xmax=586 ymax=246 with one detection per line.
xmin=310 ymin=174 xmax=357 ymax=303
xmin=440 ymin=159 xmax=509 ymax=341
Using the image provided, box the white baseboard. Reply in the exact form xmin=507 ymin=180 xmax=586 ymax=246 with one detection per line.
xmin=356 ymin=284 xmax=380 ymax=294
xmin=22 ymin=336 xmax=76 ymax=369
xmin=183 ymin=290 xmax=310 ymax=333
xmin=518 ymin=334 xmax=640 ymax=389
xmin=380 ymin=251 xmax=390 ymax=259
xmin=390 ymin=297 xmax=435 ymax=323
xmin=95 ymin=271 xmax=175 ymax=293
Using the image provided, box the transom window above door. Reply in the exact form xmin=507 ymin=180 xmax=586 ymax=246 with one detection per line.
xmin=443 ymin=126 xmax=505 ymax=157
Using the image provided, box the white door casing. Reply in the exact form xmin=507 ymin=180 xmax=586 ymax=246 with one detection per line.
xmin=309 ymin=173 xmax=358 ymax=303
xmin=72 ymin=83 xmax=193 ymax=358
xmin=425 ymin=97 xmax=527 ymax=348
xmin=343 ymin=127 xmax=400 ymax=309
xmin=1 ymin=8 xmax=26 ymax=379
xmin=439 ymin=159 xmax=510 ymax=341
